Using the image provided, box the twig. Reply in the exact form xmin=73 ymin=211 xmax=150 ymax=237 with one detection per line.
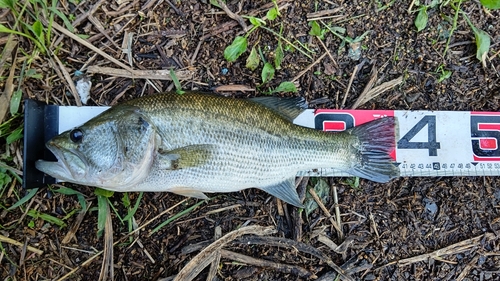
xmin=165 ymin=0 xmax=185 ymax=17
xmin=235 ymin=236 xmax=354 ymax=281
xmin=332 ymin=183 xmax=343 ymax=240
xmin=369 ymin=212 xmax=380 ymax=239
xmin=0 ymin=36 xmax=17 ymax=122
xmin=341 ymin=62 xmax=362 ymax=109
xmin=207 ymin=226 xmax=222 ymax=281
xmin=62 ymin=202 xmax=92 ymax=244
xmin=0 ymin=235 xmax=43 ymax=255
xmin=51 ymin=53 xmax=82 ymax=106
xmin=57 ymin=199 xmax=190 ymax=280
xmin=306 ymin=8 xmax=342 ymax=19
xmin=217 ymin=0 xmax=248 ymax=32
xmin=309 ymin=188 xmax=342 ymax=236
xmin=352 ymin=76 xmax=403 ymax=109
xmin=316 ymin=37 xmax=338 ymax=68
xmin=379 ymin=233 xmax=494 ymax=269
xmin=352 ymin=66 xmax=377 ymax=109
xmin=220 ymin=249 xmax=316 ymax=278
xmin=291 ymin=52 xmax=328 ymax=82
xmin=174 ymin=226 xmax=277 ymax=281
xmin=86 ymin=66 xmax=193 ymax=80
xmin=456 ymin=254 xmax=480 ymax=281
xmin=49 ymin=21 xmax=136 ymax=73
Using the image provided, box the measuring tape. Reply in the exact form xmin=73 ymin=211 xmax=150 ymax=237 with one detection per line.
xmin=293 ymin=109 xmax=500 ymax=177
xmin=23 ymin=100 xmax=500 ymax=189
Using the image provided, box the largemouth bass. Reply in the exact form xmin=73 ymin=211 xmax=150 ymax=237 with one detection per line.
xmin=36 ymin=92 xmax=398 ymax=207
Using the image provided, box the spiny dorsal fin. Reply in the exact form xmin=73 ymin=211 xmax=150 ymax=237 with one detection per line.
xmin=250 ymin=96 xmax=308 ymax=122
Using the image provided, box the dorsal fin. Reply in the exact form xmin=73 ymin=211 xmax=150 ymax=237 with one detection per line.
xmin=249 ymin=96 xmax=308 ymax=122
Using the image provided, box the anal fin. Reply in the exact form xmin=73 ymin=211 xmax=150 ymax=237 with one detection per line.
xmin=169 ymin=186 xmax=209 ymax=200
xmin=259 ymin=178 xmax=303 ymax=208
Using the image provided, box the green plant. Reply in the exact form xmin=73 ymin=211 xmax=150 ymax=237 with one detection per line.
xmin=218 ymin=2 xmax=307 ymax=92
xmin=413 ymin=0 xmax=493 ymax=65
xmin=413 ymin=0 xmax=440 ymax=32
xmin=122 ymin=192 xmax=143 ymax=241
xmin=321 ymin=21 xmax=370 ymax=58
xmin=462 ymin=12 xmax=491 ymax=67
xmin=170 ymin=68 xmax=185 ymax=94
xmin=304 ymin=178 xmax=329 ymax=217
xmin=27 ymin=209 xmax=67 ymax=228
xmin=343 ymin=177 xmax=361 ymax=191
xmin=94 ymin=188 xmax=114 ymax=237
xmin=436 ymin=64 xmax=452 ymax=83
xmin=480 ymin=0 xmax=500 ymax=9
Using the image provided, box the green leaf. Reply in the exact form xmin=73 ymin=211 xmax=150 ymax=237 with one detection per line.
xmin=246 ymin=46 xmax=260 ymax=71
xmin=122 ymin=193 xmax=131 ymax=208
xmin=8 ymin=188 xmax=38 ymax=211
xmin=272 ymin=81 xmax=297 ymax=93
xmin=261 ymin=62 xmax=275 ymax=84
xmin=28 ymin=210 xmax=66 ymax=227
xmin=209 ymin=0 xmax=221 ymax=8
xmin=25 ymin=69 xmax=42 ymax=79
xmin=31 ymin=20 xmax=44 ymax=39
xmin=224 ymin=36 xmax=248 ymax=62
xmin=0 ymin=0 xmax=15 ymax=9
xmin=6 ymin=127 xmax=22 ymax=144
xmin=96 ymin=195 xmax=108 ymax=237
xmin=304 ymin=179 xmax=330 ymax=216
xmin=52 ymin=187 xmax=87 ymax=211
xmin=437 ymin=69 xmax=452 ymax=83
xmin=123 ymin=192 xmax=143 ymax=221
xmin=474 ymin=28 xmax=491 ymax=64
xmin=480 ymin=0 xmax=500 ymax=9
xmin=248 ymin=16 xmax=265 ymax=27
xmin=309 ymin=20 xmax=322 ymax=37
xmin=151 ymin=200 xmax=206 ymax=234
xmin=415 ymin=7 xmax=428 ymax=32
xmin=266 ymin=7 xmax=278 ymax=20
xmin=274 ymin=41 xmax=284 ymax=70
xmin=49 ymin=7 xmax=74 ymax=33
xmin=169 ymin=68 xmax=185 ymax=94
xmin=94 ymin=188 xmax=114 ymax=198
xmin=10 ymin=90 xmax=22 ymax=115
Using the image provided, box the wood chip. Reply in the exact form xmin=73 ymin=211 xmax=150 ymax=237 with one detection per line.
xmin=174 ymin=225 xmax=276 ymax=281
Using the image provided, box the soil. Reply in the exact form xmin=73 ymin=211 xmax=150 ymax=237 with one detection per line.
xmin=1 ymin=0 xmax=500 ymax=280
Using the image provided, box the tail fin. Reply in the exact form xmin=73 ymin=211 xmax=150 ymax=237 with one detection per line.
xmin=347 ymin=117 xmax=399 ymax=183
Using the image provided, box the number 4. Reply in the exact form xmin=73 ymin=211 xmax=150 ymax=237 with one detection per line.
xmin=397 ymin=115 xmax=441 ymax=156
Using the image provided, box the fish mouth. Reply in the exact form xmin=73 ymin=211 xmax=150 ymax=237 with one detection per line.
xmin=35 ymin=141 xmax=87 ymax=182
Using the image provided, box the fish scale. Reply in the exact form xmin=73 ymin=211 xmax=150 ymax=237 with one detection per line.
xmin=36 ymin=92 xmax=398 ymax=207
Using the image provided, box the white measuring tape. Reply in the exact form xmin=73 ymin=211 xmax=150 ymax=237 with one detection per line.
xmin=294 ymin=109 xmax=500 ymax=177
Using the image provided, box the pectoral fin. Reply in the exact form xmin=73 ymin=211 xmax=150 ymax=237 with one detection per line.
xmin=169 ymin=187 xmax=209 ymax=199
xmin=156 ymin=144 xmax=215 ymax=170
xmin=260 ymin=178 xmax=304 ymax=208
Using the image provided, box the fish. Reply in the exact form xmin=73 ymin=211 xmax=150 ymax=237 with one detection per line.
xmin=35 ymin=92 xmax=399 ymax=207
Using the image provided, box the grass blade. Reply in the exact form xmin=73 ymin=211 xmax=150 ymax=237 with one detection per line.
xmin=7 ymin=188 xmax=38 ymax=211
xmin=150 ymin=200 xmax=206 ymax=234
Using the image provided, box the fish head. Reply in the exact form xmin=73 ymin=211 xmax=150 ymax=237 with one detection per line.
xmin=36 ymin=106 xmax=157 ymax=189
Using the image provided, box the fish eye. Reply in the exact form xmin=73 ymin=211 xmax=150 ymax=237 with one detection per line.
xmin=70 ymin=129 xmax=84 ymax=143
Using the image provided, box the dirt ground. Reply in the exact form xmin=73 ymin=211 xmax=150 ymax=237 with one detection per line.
xmin=1 ymin=0 xmax=500 ymax=280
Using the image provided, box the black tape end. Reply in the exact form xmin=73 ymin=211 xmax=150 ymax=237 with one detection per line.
xmin=23 ymin=100 xmax=58 ymax=189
